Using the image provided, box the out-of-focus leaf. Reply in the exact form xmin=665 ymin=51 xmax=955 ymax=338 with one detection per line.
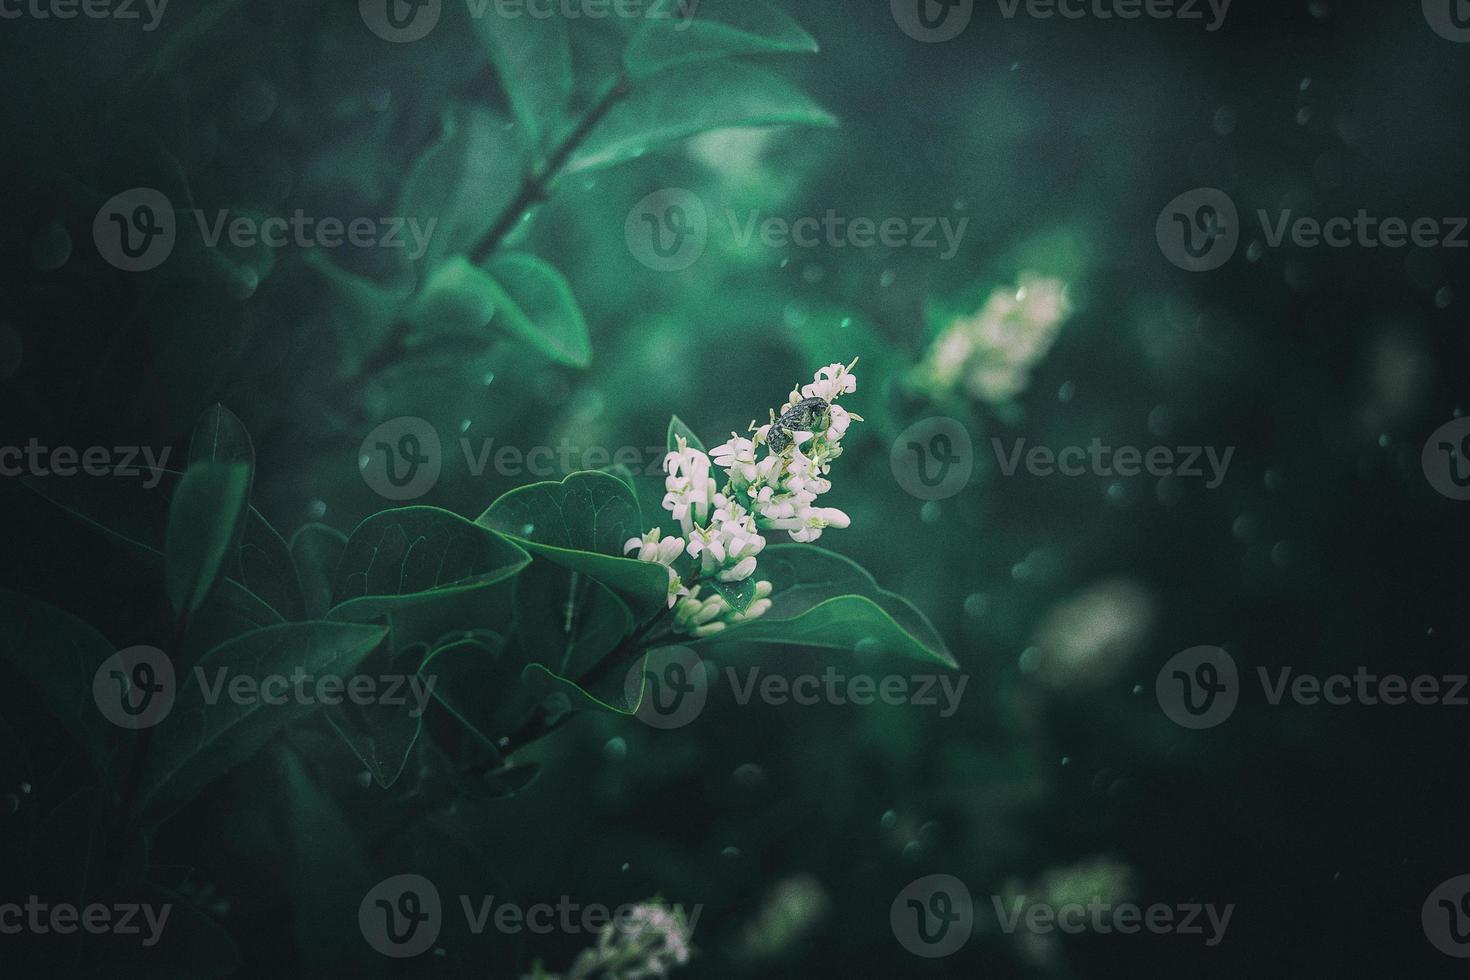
xmin=667 ymin=414 xmax=705 ymax=454
xmin=0 ymin=590 xmax=128 ymax=792
xmin=623 ymin=0 xmax=818 ymax=79
xmin=485 ymin=253 xmax=592 ymax=368
xmin=566 ymin=61 xmax=837 ymax=175
xmin=473 ymin=3 xmax=572 ymax=154
xmin=138 ymin=621 xmax=388 ymax=823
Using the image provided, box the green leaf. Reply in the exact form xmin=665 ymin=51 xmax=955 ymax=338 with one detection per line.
xmin=328 ymin=506 xmax=531 ymax=622
xmin=290 ymin=524 xmax=347 ymax=620
xmin=476 ymin=471 xmax=668 ymax=620
xmin=667 ymin=414 xmax=705 ymax=454
xmin=236 ymin=513 xmax=306 ymax=623
xmin=566 ymin=61 xmax=837 ymax=175
xmin=274 ymin=748 xmax=386 ymax=979
xmin=0 ymin=590 xmax=128 ymax=791
xmin=165 ymin=463 xmax=251 ymax=620
xmin=21 ymin=467 xmax=290 ymax=654
xmin=474 ymin=5 xmax=572 ymax=154
xmin=323 ymin=620 xmax=428 ymax=789
xmin=408 ymin=254 xmax=591 ymax=368
xmin=693 ymin=544 xmax=957 ymax=668
xmin=484 ymin=253 xmax=593 ymax=368
xmin=138 ymin=621 xmax=388 ymax=822
xmin=623 ymin=0 xmax=819 ymax=79
xmin=515 ymin=561 xmax=634 ymax=679
xmin=188 ymin=402 xmax=255 ymax=475
xmin=420 ymin=633 xmax=520 ymax=749
xmin=708 ymin=575 xmax=758 ymax=615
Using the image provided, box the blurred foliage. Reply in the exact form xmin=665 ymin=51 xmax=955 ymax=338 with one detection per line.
xmin=3 ymin=0 xmax=1470 ymax=977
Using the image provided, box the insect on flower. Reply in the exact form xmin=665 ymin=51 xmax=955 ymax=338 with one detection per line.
xmin=765 ymin=397 xmax=831 ymax=455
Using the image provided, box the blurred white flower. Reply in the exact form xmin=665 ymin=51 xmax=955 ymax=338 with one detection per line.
xmin=1030 ymin=578 xmax=1154 ymax=689
xmin=918 ymin=274 xmax=1074 ymax=405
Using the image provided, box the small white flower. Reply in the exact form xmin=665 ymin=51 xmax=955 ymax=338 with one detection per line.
xmin=624 ymin=529 xmax=690 ymax=608
xmin=802 ymin=361 xmax=858 ymax=402
xmin=662 ymin=437 xmax=715 ymax=536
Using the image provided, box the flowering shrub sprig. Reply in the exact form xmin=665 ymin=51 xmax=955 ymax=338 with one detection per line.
xmin=625 ymin=360 xmax=863 ymax=637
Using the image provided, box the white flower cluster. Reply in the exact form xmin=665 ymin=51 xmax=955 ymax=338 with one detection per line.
xmin=523 ymin=901 xmax=693 ymax=980
xmin=624 ymin=361 xmax=862 ymax=637
xmin=918 ymin=274 xmax=1073 ymax=404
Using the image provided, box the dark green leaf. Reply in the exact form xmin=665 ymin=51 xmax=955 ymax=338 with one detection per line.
xmin=476 ymin=471 xmax=668 ymax=620
xmin=290 ymin=523 xmax=347 ymax=620
xmin=667 ymin=414 xmax=705 ymax=454
xmin=566 ymin=61 xmax=837 ymax=175
xmin=514 ymin=561 xmax=634 ymax=679
xmin=484 ymin=253 xmax=592 ymax=368
xmin=165 ymin=463 xmax=251 ymax=620
xmin=708 ymin=575 xmax=758 ymax=615
xmin=138 ymin=621 xmax=388 ymax=823
xmin=623 ymin=0 xmax=819 ymax=79
xmin=693 ymin=544 xmax=957 ymax=668
xmin=0 ymin=590 xmax=129 ymax=791
xmin=328 ymin=506 xmax=530 ymax=622
xmin=474 ymin=6 xmax=572 ymax=153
